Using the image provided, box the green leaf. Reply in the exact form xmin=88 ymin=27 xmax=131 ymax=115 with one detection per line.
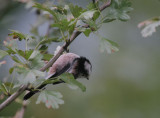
xmin=83 ymin=28 xmax=92 ymax=37
xmin=17 ymin=70 xmax=36 ymax=84
xmin=17 ymin=69 xmax=44 ymax=85
xmin=69 ymin=3 xmax=83 ymax=18
xmin=0 ymin=50 xmax=8 ymax=59
xmin=59 ymin=73 xmax=86 ymax=92
xmin=105 ymin=0 xmax=133 ymax=22
xmin=103 ymin=18 xmax=116 ymax=23
xmin=9 ymin=67 xmax=14 ymax=74
xmin=14 ymin=64 xmax=28 ymax=74
xmin=42 ymin=53 xmax=53 ymax=61
xmin=29 ymin=50 xmax=40 ymax=60
xmin=15 ymin=49 xmax=34 ymax=60
xmin=28 ymin=50 xmax=45 ymax=69
xmin=36 ymin=90 xmax=64 ymax=109
xmin=100 ymin=37 xmax=119 ymax=54
xmin=39 ymin=45 xmax=48 ymax=52
xmin=33 ymin=3 xmax=58 ymax=22
xmin=79 ymin=10 xmax=98 ymax=20
xmin=87 ymin=2 xmax=98 ymax=10
xmin=0 ymin=81 xmax=9 ymax=95
xmin=39 ymin=38 xmax=60 ymax=46
xmin=4 ymin=82 xmax=14 ymax=88
xmin=51 ymin=19 xmax=70 ymax=31
xmin=9 ymin=30 xmax=26 ymax=41
xmin=76 ymin=27 xmax=92 ymax=37
xmin=6 ymin=48 xmax=16 ymax=55
xmin=11 ymin=56 xmax=23 ymax=64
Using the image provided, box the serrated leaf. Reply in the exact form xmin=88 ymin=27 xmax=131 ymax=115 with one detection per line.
xmin=18 ymin=71 xmax=36 ymax=84
xmin=39 ymin=38 xmax=60 ymax=47
xmin=69 ymin=3 xmax=83 ymax=18
xmin=0 ymin=50 xmax=8 ymax=59
xmin=83 ymin=28 xmax=92 ymax=37
xmin=11 ymin=56 xmax=23 ymax=64
xmin=9 ymin=30 xmax=26 ymax=41
xmin=28 ymin=50 xmax=45 ymax=69
xmin=39 ymin=45 xmax=48 ymax=51
xmin=6 ymin=47 xmax=16 ymax=55
xmin=79 ymin=10 xmax=98 ymax=20
xmin=36 ymin=90 xmax=64 ymax=109
xmin=33 ymin=3 xmax=58 ymax=22
xmin=87 ymin=2 xmax=98 ymax=10
xmin=100 ymin=37 xmax=119 ymax=54
xmin=105 ymin=0 xmax=133 ymax=22
xmin=51 ymin=19 xmax=70 ymax=31
xmin=138 ymin=17 xmax=160 ymax=37
xmin=59 ymin=73 xmax=86 ymax=92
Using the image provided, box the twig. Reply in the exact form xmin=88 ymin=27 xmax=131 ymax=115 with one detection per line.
xmin=99 ymin=0 xmax=111 ymax=11
xmin=0 ymin=84 xmax=29 ymax=111
xmin=0 ymin=0 xmax=112 ymax=112
xmin=13 ymin=101 xmax=28 ymax=118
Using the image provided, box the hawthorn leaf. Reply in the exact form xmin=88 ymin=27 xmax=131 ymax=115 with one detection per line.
xmin=33 ymin=3 xmax=58 ymax=21
xmin=36 ymin=90 xmax=64 ymax=109
xmin=100 ymin=37 xmax=119 ymax=54
xmin=11 ymin=56 xmax=24 ymax=64
xmin=79 ymin=10 xmax=98 ymax=20
xmin=59 ymin=73 xmax=86 ymax=92
xmin=9 ymin=30 xmax=26 ymax=41
xmin=138 ymin=17 xmax=160 ymax=37
xmin=69 ymin=3 xmax=83 ymax=18
xmin=105 ymin=0 xmax=133 ymax=22
xmin=29 ymin=50 xmax=45 ymax=69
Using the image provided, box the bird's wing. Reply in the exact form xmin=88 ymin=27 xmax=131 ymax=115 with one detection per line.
xmin=45 ymin=63 xmax=71 ymax=80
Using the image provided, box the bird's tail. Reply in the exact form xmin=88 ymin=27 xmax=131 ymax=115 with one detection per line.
xmin=23 ymin=84 xmax=46 ymax=100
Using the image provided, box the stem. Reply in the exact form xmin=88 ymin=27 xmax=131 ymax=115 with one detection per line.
xmin=0 ymin=84 xmax=29 ymax=111
xmin=13 ymin=100 xmax=28 ymax=118
xmin=25 ymin=39 xmax=28 ymax=51
xmin=9 ymin=70 xmax=15 ymax=93
xmin=60 ymin=29 xmax=66 ymax=41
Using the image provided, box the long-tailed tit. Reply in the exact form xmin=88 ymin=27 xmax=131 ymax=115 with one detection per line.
xmin=24 ymin=53 xmax=92 ymax=100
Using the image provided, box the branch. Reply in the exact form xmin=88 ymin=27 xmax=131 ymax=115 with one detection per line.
xmin=40 ymin=0 xmax=111 ymax=71
xmin=99 ymin=0 xmax=111 ymax=11
xmin=0 ymin=0 xmax=112 ymax=112
xmin=0 ymin=84 xmax=29 ymax=111
xmin=13 ymin=101 xmax=28 ymax=118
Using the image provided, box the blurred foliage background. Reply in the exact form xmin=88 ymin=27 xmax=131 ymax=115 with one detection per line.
xmin=0 ymin=0 xmax=160 ymax=118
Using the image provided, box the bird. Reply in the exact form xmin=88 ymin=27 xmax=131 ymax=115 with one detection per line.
xmin=23 ymin=53 xmax=92 ymax=100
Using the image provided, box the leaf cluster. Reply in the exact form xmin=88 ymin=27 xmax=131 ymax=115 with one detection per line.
xmin=0 ymin=0 xmax=133 ymax=109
